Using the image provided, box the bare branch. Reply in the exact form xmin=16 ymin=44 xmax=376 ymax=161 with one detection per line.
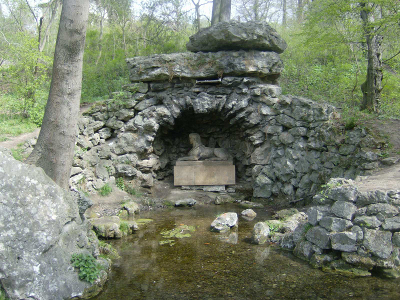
xmin=383 ymin=49 xmax=400 ymax=63
xmin=25 ymin=0 xmax=39 ymax=26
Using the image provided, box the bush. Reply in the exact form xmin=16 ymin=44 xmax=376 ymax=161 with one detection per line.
xmin=99 ymin=183 xmax=112 ymax=196
xmin=70 ymin=253 xmax=101 ymax=284
xmin=116 ymin=177 xmax=125 ymax=191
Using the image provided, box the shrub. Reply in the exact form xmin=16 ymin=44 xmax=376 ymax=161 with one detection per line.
xmin=116 ymin=177 xmax=125 ymax=191
xmin=99 ymin=183 xmax=112 ymax=196
xmin=70 ymin=253 xmax=101 ymax=284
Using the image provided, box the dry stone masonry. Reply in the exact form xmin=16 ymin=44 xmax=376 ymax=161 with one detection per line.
xmin=72 ymin=21 xmax=382 ymax=204
xmin=292 ymin=178 xmax=400 ymax=277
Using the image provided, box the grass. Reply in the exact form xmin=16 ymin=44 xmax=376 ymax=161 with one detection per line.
xmin=0 ymin=114 xmax=38 ymax=140
xmin=99 ymin=183 xmax=112 ymax=196
xmin=0 ymin=286 xmax=9 ymax=300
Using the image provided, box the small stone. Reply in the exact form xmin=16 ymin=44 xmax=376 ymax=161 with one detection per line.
xmin=123 ymin=201 xmax=140 ymax=215
xmin=251 ymin=222 xmax=270 ymax=244
xmin=210 ymin=212 xmax=238 ymax=233
xmin=175 ymin=199 xmax=197 ymax=207
xmin=241 ymin=209 xmax=257 ymax=219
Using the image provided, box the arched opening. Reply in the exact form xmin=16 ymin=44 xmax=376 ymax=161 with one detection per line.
xmin=153 ymin=109 xmax=255 ymax=187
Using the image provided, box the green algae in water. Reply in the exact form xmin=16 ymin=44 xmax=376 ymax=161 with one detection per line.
xmin=136 ymin=218 xmax=153 ymax=226
xmin=159 ymin=224 xmax=195 ymax=246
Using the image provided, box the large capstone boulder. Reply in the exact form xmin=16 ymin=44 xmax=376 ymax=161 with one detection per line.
xmin=186 ymin=21 xmax=287 ymax=53
xmin=126 ymin=51 xmax=283 ymax=82
xmin=210 ymin=212 xmax=238 ymax=232
xmin=0 ymin=150 xmax=104 ymax=300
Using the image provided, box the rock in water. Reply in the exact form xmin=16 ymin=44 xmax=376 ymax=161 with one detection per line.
xmin=210 ymin=212 xmax=238 ymax=232
xmin=186 ymin=21 xmax=287 ymax=53
xmin=0 ymin=150 xmax=104 ymax=300
xmin=241 ymin=209 xmax=257 ymax=220
xmin=251 ymin=222 xmax=270 ymax=245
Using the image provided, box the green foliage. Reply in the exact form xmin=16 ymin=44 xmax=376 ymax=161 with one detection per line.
xmin=303 ymin=223 xmax=313 ymax=235
xmin=279 ymin=0 xmax=400 ymax=119
xmin=70 ymin=253 xmax=101 ymax=284
xmin=119 ymin=221 xmax=129 ymax=233
xmin=11 ymin=147 xmax=27 ymax=161
xmin=1 ymin=32 xmax=51 ymax=125
xmin=116 ymin=177 xmax=125 ymax=191
xmin=99 ymin=183 xmax=112 ymax=196
xmin=125 ymin=184 xmax=141 ymax=197
xmin=0 ymin=285 xmax=9 ymax=300
xmin=265 ymin=221 xmax=283 ymax=235
xmin=98 ymin=241 xmax=120 ymax=260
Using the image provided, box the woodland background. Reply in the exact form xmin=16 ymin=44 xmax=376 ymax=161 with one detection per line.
xmin=0 ymin=0 xmax=399 ymax=139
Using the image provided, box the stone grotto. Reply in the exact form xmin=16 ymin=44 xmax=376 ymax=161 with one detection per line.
xmin=72 ymin=21 xmax=382 ymax=204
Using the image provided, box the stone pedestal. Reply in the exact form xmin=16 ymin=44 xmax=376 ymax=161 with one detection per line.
xmin=174 ymin=161 xmax=235 ymax=186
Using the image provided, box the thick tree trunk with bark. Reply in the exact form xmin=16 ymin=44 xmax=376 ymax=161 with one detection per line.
xmin=360 ymin=3 xmax=383 ymax=112
xmin=26 ymin=0 xmax=90 ymax=189
xmin=211 ymin=0 xmax=231 ymax=25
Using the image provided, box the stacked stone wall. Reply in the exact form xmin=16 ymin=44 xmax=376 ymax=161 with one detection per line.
xmin=292 ymin=178 xmax=400 ymax=276
xmin=72 ymin=78 xmax=381 ymax=203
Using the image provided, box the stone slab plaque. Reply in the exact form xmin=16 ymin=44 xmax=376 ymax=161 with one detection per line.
xmin=174 ymin=161 xmax=235 ymax=186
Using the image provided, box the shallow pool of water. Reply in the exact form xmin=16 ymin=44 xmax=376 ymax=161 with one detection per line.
xmin=91 ymin=204 xmax=400 ymax=300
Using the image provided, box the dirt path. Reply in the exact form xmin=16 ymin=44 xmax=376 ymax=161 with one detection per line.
xmin=355 ymin=163 xmax=400 ymax=192
xmin=0 ymin=128 xmax=40 ymax=150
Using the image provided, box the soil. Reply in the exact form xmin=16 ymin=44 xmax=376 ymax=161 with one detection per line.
xmin=363 ymin=118 xmax=400 ymax=155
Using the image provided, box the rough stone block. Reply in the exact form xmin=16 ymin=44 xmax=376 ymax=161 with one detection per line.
xmin=363 ymin=228 xmax=393 ymax=259
xmin=331 ymin=232 xmax=357 ymax=252
xmin=174 ymin=161 xmax=235 ymax=186
xmin=353 ymin=216 xmax=382 ymax=228
xmin=305 ymin=226 xmax=331 ymax=249
xmin=382 ymin=217 xmax=400 ymax=231
xmin=331 ymin=201 xmax=357 ymax=220
xmin=319 ymin=217 xmax=353 ymax=232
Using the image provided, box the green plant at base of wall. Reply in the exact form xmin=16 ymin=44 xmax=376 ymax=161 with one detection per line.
xmin=99 ymin=183 xmax=112 ymax=196
xmin=0 ymin=286 xmax=10 ymax=300
xmin=116 ymin=177 xmax=125 ymax=191
xmin=71 ymin=253 xmax=101 ymax=284
xmin=119 ymin=221 xmax=129 ymax=233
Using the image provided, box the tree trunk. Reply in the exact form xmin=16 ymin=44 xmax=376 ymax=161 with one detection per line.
xmin=26 ymin=0 xmax=90 ymax=189
xmin=361 ymin=34 xmax=383 ymax=112
xmin=282 ymin=0 xmax=287 ymax=26
xmin=95 ymin=12 xmax=104 ymax=66
xmin=297 ymin=0 xmax=303 ymax=23
xmin=211 ymin=0 xmax=231 ymax=25
xmin=360 ymin=3 xmax=383 ymax=112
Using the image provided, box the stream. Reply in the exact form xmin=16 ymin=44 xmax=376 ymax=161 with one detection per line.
xmin=91 ymin=204 xmax=400 ymax=300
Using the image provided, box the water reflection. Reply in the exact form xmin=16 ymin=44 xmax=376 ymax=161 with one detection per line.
xmin=91 ymin=204 xmax=400 ymax=300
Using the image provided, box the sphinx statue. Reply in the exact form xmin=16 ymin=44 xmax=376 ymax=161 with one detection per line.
xmin=178 ymin=133 xmax=232 ymax=161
